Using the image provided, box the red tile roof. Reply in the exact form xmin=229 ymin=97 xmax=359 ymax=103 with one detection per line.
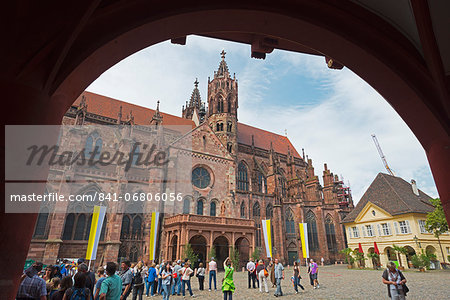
xmin=73 ymin=91 xmax=302 ymax=157
xmin=237 ymin=123 xmax=302 ymax=158
xmin=73 ymin=91 xmax=196 ymax=127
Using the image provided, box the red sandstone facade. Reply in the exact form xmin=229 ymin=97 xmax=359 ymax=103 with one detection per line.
xmin=27 ymin=53 xmax=353 ymax=267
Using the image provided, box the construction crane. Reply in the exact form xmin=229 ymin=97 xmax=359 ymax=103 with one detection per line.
xmin=371 ymin=134 xmax=395 ymax=176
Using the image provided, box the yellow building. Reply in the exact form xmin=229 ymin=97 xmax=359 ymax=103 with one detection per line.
xmin=342 ymin=173 xmax=450 ymax=269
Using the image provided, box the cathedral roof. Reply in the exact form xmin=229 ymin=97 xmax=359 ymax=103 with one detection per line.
xmin=237 ymin=123 xmax=302 ymax=158
xmin=72 ymin=92 xmax=302 ymax=158
xmin=188 ymin=79 xmax=202 ymax=108
xmin=342 ymin=173 xmax=434 ymax=223
xmin=72 ymin=92 xmax=196 ymax=129
xmin=216 ymin=50 xmax=230 ymax=77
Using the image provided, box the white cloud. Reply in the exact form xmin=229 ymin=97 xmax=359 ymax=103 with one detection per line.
xmin=86 ymin=35 xmax=438 ymax=203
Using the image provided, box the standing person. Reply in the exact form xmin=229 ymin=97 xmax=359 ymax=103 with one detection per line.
xmin=99 ymin=262 xmax=123 ymax=300
xmin=321 ymin=257 xmax=324 ymax=266
xmin=273 ymin=259 xmax=284 ymax=297
xmin=146 ymin=263 xmax=157 ymax=297
xmin=50 ymin=276 xmax=73 ymax=300
xmin=161 ymin=262 xmax=173 ymax=300
xmin=222 ymin=257 xmax=235 ymax=300
xmin=47 ymin=277 xmax=61 ymax=298
xmin=94 ymin=267 xmax=107 ymax=300
xmin=157 ymin=261 xmax=165 ymax=295
xmin=180 ymin=262 xmax=195 ymax=298
xmin=208 ymin=257 xmax=217 ymax=291
xmin=16 ymin=262 xmax=47 ymax=300
xmin=382 ymin=262 xmax=408 ymax=300
xmin=171 ymin=260 xmax=182 ymax=296
xmin=132 ymin=262 xmax=145 ymax=300
xmin=292 ymin=261 xmax=304 ymax=294
xmin=154 ymin=265 xmax=160 ymax=295
xmin=256 ymin=260 xmax=268 ymax=293
xmin=246 ymin=258 xmax=257 ymax=289
xmin=78 ymin=263 xmax=96 ymax=299
xmin=196 ymin=263 xmax=206 ymax=291
xmin=268 ymin=260 xmax=276 ymax=288
xmin=62 ymin=272 xmax=91 ymax=300
xmin=308 ymin=259 xmax=319 ymax=289
xmin=120 ymin=261 xmax=133 ymax=300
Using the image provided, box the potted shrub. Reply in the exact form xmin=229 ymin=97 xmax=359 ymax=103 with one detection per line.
xmin=352 ymin=249 xmax=367 ymax=269
xmin=411 ymin=254 xmax=426 ymax=272
xmin=392 ymin=244 xmax=408 ymax=271
xmin=340 ymin=248 xmax=354 ymax=269
xmin=367 ymin=252 xmax=380 ymax=270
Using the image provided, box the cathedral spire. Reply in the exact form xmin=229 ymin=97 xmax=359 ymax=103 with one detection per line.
xmin=216 ymin=50 xmax=230 ymax=78
xmin=151 ymin=101 xmax=163 ymax=125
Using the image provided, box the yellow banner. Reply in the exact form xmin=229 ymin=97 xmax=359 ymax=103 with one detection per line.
xmin=86 ymin=206 xmax=100 ymax=260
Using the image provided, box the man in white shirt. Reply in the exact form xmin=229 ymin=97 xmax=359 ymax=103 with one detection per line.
xmin=246 ymin=258 xmax=257 ymax=289
xmin=207 ymin=257 xmax=217 ymax=291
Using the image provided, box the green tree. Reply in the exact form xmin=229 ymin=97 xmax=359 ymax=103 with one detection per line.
xmin=367 ymin=252 xmax=380 ymax=269
xmin=251 ymin=248 xmax=260 ymax=262
xmin=392 ymin=244 xmax=408 ymax=268
xmin=352 ymin=249 xmax=367 ymax=267
xmin=339 ymin=248 xmax=355 ymax=266
xmin=230 ymin=246 xmax=240 ymax=271
xmin=425 ymin=198 xmax=449 ymax=263
xmin=183 ymin=243 xmax=199 ymax=264
xmin=208 ymin=246 xmax=216 ymax=261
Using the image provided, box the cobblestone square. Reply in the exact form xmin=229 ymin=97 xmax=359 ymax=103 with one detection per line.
xmin=150 ymin=265 xmax=450 ymax=300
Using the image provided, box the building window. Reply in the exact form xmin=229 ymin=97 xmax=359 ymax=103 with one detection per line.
xmin=33 ymin=206 xmax=49 ymax=238
xmin=197 ymin=199 xmax=204 ymax=215
xmin=130 ymin=143 xmax=140 ymax=166
xmin=85 ymin=132 xmax=102 ymax=159
xmin=253 ymin=202 xmax=261 ymax=217
xmin=366 ymin=225 xmax=375 ymax=237
xmin=398 ymin=221 xmax=411 ymax=234
xmin=306 ymin=211 xmax=319 ymax=251
xmin=372 ymin=210 xmax=376 ymax=216
xmin=192 ymin=167 xmax=211 ymax=189
xmin=183 ymin=197 xmax=190 ymax=214
xmin=62 ymin=213 xmax=75 ymax=240
xmin=266 ymin=204 xmax=273 ymax=218
xmin=285 ymin=209 xmax=295 ymax=235
xmin=418 ymin=220 xmax=428 ymax=233
xmin=227 ymin=122 xmax=232 ymax=132
xmin=240 ymin=201 xmax=246 ymax=218
xmin=237 ymin=162 xmax=249 ymax=191
xmin=74 ymin=214 xmax=86 ymax=240
xmin=352 ymin=226 xmax=360 ymax=238
xmin=381 ymin=223 xmax=392 ymax=236
xmin=210 ymin=201 xmax=217 ymax=217
xmin=218 ymin=97 xmax=224 ymax=113
xmin=120 ymin=215 xmax=130 ymax=239
xmin=278 ymin=177 xmax=286 ymax=197
xmin=131 ymin=216 xmax=142 ymax=238
xmin=216 ymin=123 xmax=224 ymax=131
xmin=257 ymin=172 xmax=267 ymax=193
xmin=325 ymin=216 xmax=337 ymax=251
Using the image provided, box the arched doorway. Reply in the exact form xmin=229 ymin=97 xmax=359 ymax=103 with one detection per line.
xmin=368 ymin=247 xmax=380 ymax=269
xmin=171 ymin=235 xmax=178 ymax=262
xmin=385 ymin=247 xmax=397 ymax=262
xmin=189 ymin=235 xmax=207 ymax=267
xmin=404 ymin=246 xmax=416 ymax=268
xmin=235 ymin=237 xmax=250 ymax=269
xmin=213 ymin=236 xmax=229 ymax=270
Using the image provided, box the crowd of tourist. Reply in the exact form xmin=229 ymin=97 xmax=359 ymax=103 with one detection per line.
xmin=17 ymin=256 xmax=411 ymax=299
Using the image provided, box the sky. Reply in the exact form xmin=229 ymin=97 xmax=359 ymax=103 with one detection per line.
xmin=86 ymin=35 xmax=438 ymax=203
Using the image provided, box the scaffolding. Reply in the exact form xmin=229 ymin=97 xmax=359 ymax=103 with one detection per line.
xmin=335 ymin=180 xmax=352 ymax=207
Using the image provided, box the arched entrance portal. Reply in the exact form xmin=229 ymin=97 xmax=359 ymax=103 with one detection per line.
xmin=171 ymin=235 xmax=178 ymax=262
xmin=189 ymin=235 xmax=207 ymax=267
xmin=368 ymin=247 xmax=380 ymax=269
xmin=404 ymin=246 xmax=416 ymax=268
xmin=213 ymin=236 xmax=229 ymax=270
xmin=235 ymin=237 xmax=250 ymax=269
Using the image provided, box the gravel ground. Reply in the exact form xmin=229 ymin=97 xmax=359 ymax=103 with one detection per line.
xmin=143 ymin=265 xmax=450 ymax=300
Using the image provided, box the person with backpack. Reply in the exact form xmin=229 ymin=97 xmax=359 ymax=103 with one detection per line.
xmin=180 ymin=261 xmax=195 ymax=298
xmin=256 ymin=260 xmax=269 ymax=293
xmin=62 ymin=272 xmax=91 ymax=300
xmin=51 ymin=276 xmax=73 ymax=300
xmin=131 ymin=262 xmax=145 ymax=300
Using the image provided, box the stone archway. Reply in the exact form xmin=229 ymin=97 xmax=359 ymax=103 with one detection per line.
xmin=404 ymin=246 xmax=416 ymax=268
xmin=189 ymin=235 xmax=207 ymax=267
xmin=213 ymin=236 xmax=229 ymax=270
xmin=368 ymin=247 xmax=380 ymax=269
xmin=235 ymin=237 xmax=250 ymax=269
xmin=385 ymin=246 xmax=397 ymax=262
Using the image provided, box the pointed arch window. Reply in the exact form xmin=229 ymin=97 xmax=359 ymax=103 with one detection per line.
xmin=74 ymin=214 xmax=86 ymax=240
xmin=120 ymin=215 xmax=131 ymax=239
xmin=197 ymin=199 xmax=204 ymax=215
xmin=218 ymin=97 xmax=224 ymax=113
xmin=183 ymin=197 xmax=191 ymax=214
xmin=132 ymin=216 xmax=142 ymax=238
xmin=257 ymin=172 xmax=267 ymax=193
xmin=266 ymin=204 xmax=273 ymax=218
xmin=85 ymin=132 xmax=102 ymax=159
xmin=84 ymin=214 xmax=92 ymax=240
xmin=130 ymin=143 xmax=140 ymax=166
xmin=227 ymin=122 xmax=232 ymax=132
xmin=227 ymin=143 xmax=232 ymax=153
xmin=279 ymin=177 xmax=287 ymax=197
xmin=306 ymin=211 xmax=319 ymax=251
xmin=252 ymin=202 xmax=261 ymax=217
xmin=33 ymin=206 xmax=49 ymax=238
xmin=240 ymin=201 xmax=246 ymax=218
xmin=285 ymin=209 xmax=295 ymax=235
xmin=210 ymin=201 xmax=217 ymax=217
xmin=62 ymin=213 xmax=75 ymax=240
xmin=237 ymin=162 xmax=249 ymax=191
xmin=100 ymin=216 xmax=107 ymax=241
xmin=325 ymin=215 xmax=337 ymax=252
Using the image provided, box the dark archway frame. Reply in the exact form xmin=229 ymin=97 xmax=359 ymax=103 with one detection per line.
xmin=3 ymin=2 xmax=449 ymax=298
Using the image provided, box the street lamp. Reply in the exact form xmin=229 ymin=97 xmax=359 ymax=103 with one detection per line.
xmin=413 ymin=235 xmax=422 ymax=248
